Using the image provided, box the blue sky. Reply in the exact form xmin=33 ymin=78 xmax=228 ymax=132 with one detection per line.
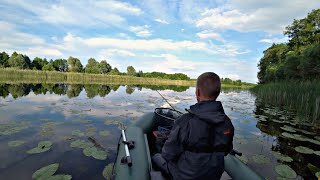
xmin=0 ymin=0 xmax=319 ymax=83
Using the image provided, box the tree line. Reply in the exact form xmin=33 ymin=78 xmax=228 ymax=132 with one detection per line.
xmin=258 ymin=9 xmax=320 ymax=83
xmin=0 ymin=52 xmax=192 ymax=80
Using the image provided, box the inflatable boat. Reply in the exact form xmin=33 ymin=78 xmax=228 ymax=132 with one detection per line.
xmin=112 ymin=108 xmax=264 ymax=180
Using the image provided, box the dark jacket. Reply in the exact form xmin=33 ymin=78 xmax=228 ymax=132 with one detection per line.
xmin=161 ymin=100 xmax=234 ymax=180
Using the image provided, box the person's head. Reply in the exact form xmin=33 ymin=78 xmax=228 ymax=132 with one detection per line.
xmin=196 ymin=72 xmax=221 ymax=102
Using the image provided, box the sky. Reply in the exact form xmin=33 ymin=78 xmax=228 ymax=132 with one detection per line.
xmin=0 ymin=0 xmax=319 ymax=83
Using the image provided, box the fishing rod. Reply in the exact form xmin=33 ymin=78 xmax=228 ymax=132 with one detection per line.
xmin=144 ymin=78 xmax=176 ymax=111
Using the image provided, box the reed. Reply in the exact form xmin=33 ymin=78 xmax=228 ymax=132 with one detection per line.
xmin=0 ymin=68 xmax=253 ymax=88
xmin=251 ymin=81 xmax=320 ymax=125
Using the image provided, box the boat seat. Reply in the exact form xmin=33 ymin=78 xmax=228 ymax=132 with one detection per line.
xmin=150 ymin=170 xmax=167 ymax=180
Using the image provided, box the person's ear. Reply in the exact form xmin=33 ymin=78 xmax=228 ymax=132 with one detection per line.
xmin=196 ymin=87 xmax=200 ymax=97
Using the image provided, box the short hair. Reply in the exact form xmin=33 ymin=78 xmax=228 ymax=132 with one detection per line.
xmin=196 ymin=72 xmax=221 ymax=99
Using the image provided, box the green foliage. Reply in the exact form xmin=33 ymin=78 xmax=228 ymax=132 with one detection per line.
xmin=275 ymin=164 xmax=297 ymax=179
xmin=100 ymin=60 xmax=112 ymax=74
xmin=258 ymin=9 xmax=320 ymax=83
xmin=67 ymin=56 xmax=83 ymax=72
xmin=109 ymin=67 xmax=120 ymax=75
xmin=32 ymin=163 xmax=59 ymax=179
xmin=127 ymin=66 xmax=136 ymax=76
xmin=0 ymin=51 xmax=9 ymax=67
xmin=32 ymin=57 xmax=48 ymax=70
xmin=143 ymin=71 xmax=190 ymax=80
xmin=53 ymin=59 xmax=68 ymax=72
xmin=102 ymin=164 xmax=113 ymax=180
xmin=85 ymin=58 xmax=100 ymax=74
xmin=8 ymin=52 xmax=31 ymax=69
xmin=43 ymin=62 xmax=55 ymax=71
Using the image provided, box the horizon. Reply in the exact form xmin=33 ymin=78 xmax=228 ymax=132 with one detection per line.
xmin=1 ymin=0 xmax=319 ymax=83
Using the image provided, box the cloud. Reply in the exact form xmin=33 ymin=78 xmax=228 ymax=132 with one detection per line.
xmin=129 ymin=25 xmax=152 ymax=37
xmin=226 ymin=74 xmax=240 ymax=80
xmin=102 ymin=49 xmax=136 ymax=57
xmin=196 ymin=31 xmax=225 ymax=42
xmin=196 ymin=0 xmax=320 ymax=34
xmin=258 ymin=37 xmax=288 ymax=44
xmin=154 ymin=18 xmax=169 ymax=24
xmin=1 ymin=0 xmax=142 ymax=27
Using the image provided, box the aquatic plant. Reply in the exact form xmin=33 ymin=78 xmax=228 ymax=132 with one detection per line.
xmin=32 ymin=163 xmax=72 ymax=180
xmin=86 ymin=126 xmax=97 ymax=136
xmin=316 ymin=172 xmax=320 ymax=178
xmin=252 ymin=155 xmax=271 ymax=164
xmin=27 ymin=141 xmax=52 ymax=154
xmin=294 ymin=146 xmax=314 ymax=154
xmin=32 ymin=163 xmax=59 ymax=179
xmin=275 ymin=164 xmax=297 ymax=179
xmin=8 ymin=140 xmax=25 ymax=147
xmin=272 ymin=152 xmax=293 ymax=162
xmin=99 ymin=131 xmax=110 ymax=137
xmin=280 ymin=126 xmax=296 ymax=133
xmin=314 ymin=151 xmax=320 ymax=156
xmin=72 ymin=130 xmax=85 ymax=137
xmin=83 ymin=146 xmax=107 ymax=160
xmin=70 ymin=139 xmax=94 ymax=149
xmin=102 ymin=164 xmax=113 ymax=180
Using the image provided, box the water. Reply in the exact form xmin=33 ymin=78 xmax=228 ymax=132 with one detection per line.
xmin=0 ymin=84 xmax=319 ymax=180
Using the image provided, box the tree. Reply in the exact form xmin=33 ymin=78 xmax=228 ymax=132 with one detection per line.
xmin=42 ymin=62 xmax=55 ymax=71
xmin=100 ymin=60 xmax=112 ymax=74
xmin=127 ymin=66 xmax=136 ymax=76
xmin=136 ymin=70 xmax=144 ymax=77
xmin=85 ymin=58 xmax=100 ymax=74
xmin=68 ymin=56 xmax=83 ymax=72
xmin=110 ymin=67 xmax=120 ymax=75
xmin=0 ymin=52 xmax=9 ymax=67
xmin=8 ymin=52 xmax=31 ymax=69
xmin=285 ymin=9 xmax=320 ymax=51
xmin=32 ymin=57 xmax=48 ymax=70
xmin=53 ymin=59 xmax=68 ymax=72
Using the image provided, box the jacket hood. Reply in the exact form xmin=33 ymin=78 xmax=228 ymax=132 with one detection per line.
xmin=188 ymin=100 xmax=226 ymax=124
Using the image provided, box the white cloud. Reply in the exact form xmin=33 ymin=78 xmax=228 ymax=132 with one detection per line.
xmin=129 ymin=25 xmax=152 ymax=37
xmin=102 ymin=49 xmax=136 ymax=57
xmin=154 ymin=18 xmax=169 ymax=24
xmin=226 ymin=74 xmax=240 ymax=80
xmin=258 ymin=37 xmax=288 ymax=44
xmin=1 ymin=0 xmax=142 ymax=27
xmin=196 ymin=31 xmax=225 ymax=42
xmin=196 ymin=0 xmax=320 ymax=34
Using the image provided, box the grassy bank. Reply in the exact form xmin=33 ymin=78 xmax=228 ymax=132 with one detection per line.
xmin=251 ymin=81 xmax=320 ymax=124
xmin=0 ymin=68 xmax=254 ymax=88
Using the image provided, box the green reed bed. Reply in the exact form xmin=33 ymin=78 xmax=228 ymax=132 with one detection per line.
xmin=251 ymin=81 xmax=320 ymax=125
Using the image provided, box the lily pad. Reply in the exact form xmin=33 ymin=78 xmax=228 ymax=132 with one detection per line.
xmin=47 ymin=175 xmax=72 ymax=180
xmin=294 ymin=146 xmax=314 ymax=154
xmin=86 ymin=126 xmax=97 ymax=136
xmin=281 ymin=132 xmax=295 ymax=139
xmin=308 ymin=163 xmax=320 ymax=175
xmin=32 ymin=163 xmax=59 ymax=179
xmin=83 ymin=146 xmax=107 ymax=160
xmin=70 ymin=140 xmax=94 ymax=149
xmin=252 ymin=154 xmax=270 ymax=164
xmin=308 ymin=139 xmax=320 ymax=145
xmin=99 ymin=131 xmax=110 ymax=137
xmin=272 ymin=152 xmax=293 ymax=162
xmin=315 ymin=136 xmax=320 ymax=141
xmin=27 ymin=141 xmax=52 ymax=154
xmin=8 ymin=140 xmax=26 ymax=147
xmin=72 ymin=130 xmax=84 ymax=137
xmin=316 ymin=172 xmax=320 ymax=178
xmin=275 ymin=164 xmax=297 ymax=179
xmin=102 ymin=164 xmax=113 ymax=180
xmin=280 ymin=126 xmax=296 ymax=133
xmin=314 ymin=151 xmax=320 ymax=156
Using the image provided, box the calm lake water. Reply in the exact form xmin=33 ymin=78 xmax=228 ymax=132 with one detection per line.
xmin=0 ymin=84 xmax=319 ymax=180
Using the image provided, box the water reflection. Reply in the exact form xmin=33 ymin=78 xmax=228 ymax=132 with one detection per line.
xmin=0 ymin=83 xmax=191 ymax=99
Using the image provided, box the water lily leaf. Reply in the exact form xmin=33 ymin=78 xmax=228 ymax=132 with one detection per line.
xmin=281 ymin=132 xmax=294 ymax=139
xmin=27 ymin=141 xmax=52 ymax=154
xmin=83 ymin=147 xmax=97 ymax=157
xmin=316 ymin=172 xmax=320 ymax=178
xmin=70 ymin=140 xmax=94 ymax=149
xmin=237 ymin=154 xmax=248 ymax=164
xmin=72 ymin=130 xmax=84 ymax=137
xmin=102 ymin=164 xmax=113 ymax=180
xmin=92 ymin=150 xmax=107 ymax=160
xmin=272 ymin=152 xmax=293 ymax=162
xmin=315 ymin=136 xmax=320 ymax=141
xmin=99 ymin=131 xmax=110 ymax=137
xmin=86 ymin=126 xmax=97 ymax=136
xmin=280 ymin=126 xmax=296 ymax=133
xmin=294 ymin=146 xmax=314 ymax=154
xmin=1 ymin=126 xmax=28 ymax=135
xmin=275 ymin=164 xmax=297 ymax=179
xmin=47 ymin=175 xmax=72 ymax=180
xmin=32 ymin=163 xmax=59 ymax=179
xmin=307 ymin=163 xmax=320 ymax=175
xmin=252 ymin=155 xmax=270 ymax=164
xmin=308 ymin=139 xmax=320 ymax=145
xmin=8 ymin=140 xmax=26 ymax=147
xmin=314 ymin=151 xmax=320 ymax=156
